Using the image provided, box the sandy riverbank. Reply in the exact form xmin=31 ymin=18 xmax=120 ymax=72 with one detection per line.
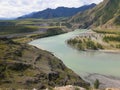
xmin=83 ymin=73 xmax=120 ymax=89
xmin=99 ymin=50 xmax=120 ymax=54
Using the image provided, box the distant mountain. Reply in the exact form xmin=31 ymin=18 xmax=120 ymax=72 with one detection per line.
xmin=0 ymin=18 xmax=16 ymax=20
xmin=18 ymin=3 xmax=96 ymax=19
xmin=69 ymin=0 xmax=120 ymax=29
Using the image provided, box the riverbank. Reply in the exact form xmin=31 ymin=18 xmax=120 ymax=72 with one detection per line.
xmin=66 ymin=30 xmax=120 ymax=88
xmin=83 ymin=73 xmax=120 ymax=89
xmin=29 ymin=29 xmax=120 ymax=89
xmin=99 ymin=50 xmax=120 ymax=53
xmin=0 ymin=38 xmax=89 ymax=89
xmin=0 ymin=29 xmax=90 ymax=89
xmin=77 ymin=49 xmax=120 ymax=54
xmin=0 ymin=24 xmax=90 ymax=89
xmin=54 ymin=85 xmax=86 ymax=90
xmin=67 ymin=29 xmax=120 ymax=53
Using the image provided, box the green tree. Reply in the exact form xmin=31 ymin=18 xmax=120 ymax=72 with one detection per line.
xmin=94 ymin=79 xmax=100 ymax=89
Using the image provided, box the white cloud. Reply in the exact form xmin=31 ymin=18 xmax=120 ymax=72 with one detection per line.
xmin=0 ymin=0 xmax=103 ymax=18
xmin=82 ymin=0 xmax=103 ymax=4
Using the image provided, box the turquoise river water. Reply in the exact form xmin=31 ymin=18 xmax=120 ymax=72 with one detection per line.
xmin=29 ymin=29 xmax=120 ymax=78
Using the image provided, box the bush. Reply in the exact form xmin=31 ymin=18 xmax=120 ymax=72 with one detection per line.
xmin=75 ymin=87 xmax=80 ymax=90
xmin=86 ymin=40 xmax=97 ymax=50
xmin=114 ymin=15 xmax=120 ymax=25
xmin=0 ymin=25 xmax=38 ymax=35
xmin=67 ymin=38 xmax=104 ymax=50
xmin=0 ymin=64 xmax=6 ymax=72
xmin=116 ymin=44 xmax=120 ymax=48
xmin=0 ymin=64 xmax=7 ymax=80
xmin=94 ymin=79 xmax=100 ymax=89
xmin=97 ymin=43 xmax=103 ymax=49
xmin=46 ymin=28 xmax=65 ymax=36
xmin=78 ymin=44 xmax=85 ymax=50
xmin=103 ymin=35 xmax=120 ymax=42
xmin=8 ymin=63 xmax=30 ymax=71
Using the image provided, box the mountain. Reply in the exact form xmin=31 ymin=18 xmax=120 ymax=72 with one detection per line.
xmin=18 ymin=3 xmax=96 ymax=19
xmin=69 ymin=0 xmax=120 ymax=29
xmin=0 ymin=18 xmax=16 ymax=20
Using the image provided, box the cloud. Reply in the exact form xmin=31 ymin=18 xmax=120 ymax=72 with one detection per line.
xmin=0 ymin=0 xmax=103 ymax=18
xmin=82 ymin=0 xmax=103 ymax=4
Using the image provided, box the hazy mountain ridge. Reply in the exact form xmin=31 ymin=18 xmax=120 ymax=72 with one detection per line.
xmin=18 ymin=4 xmax=96 ymax=19
xmin=69 ymin=0 xmax=120 ymax=29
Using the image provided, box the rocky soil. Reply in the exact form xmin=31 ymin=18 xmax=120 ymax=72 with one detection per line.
xmin=0 ymin=38 xmax=89 ymax=89
xmin=83 ymin=73 xmax=120 ymax=89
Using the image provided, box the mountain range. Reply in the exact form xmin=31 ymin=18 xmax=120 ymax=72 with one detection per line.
xmin=18 ymin=3 xmax=96 ymax=19
xmin=69 ymin=0 xmax=120 ymax=29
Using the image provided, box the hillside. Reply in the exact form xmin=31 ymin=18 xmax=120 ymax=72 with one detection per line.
xmin=18 ymin=4 xmax=96 ymax=19
xmin=0 ymin=38 xmax=89 ymax=89
xmin=69 ymin=0 xmax=120 ymax=29
xmin=0 ymin=19 xmax=89 ymax=89
xmin=0 ymin=18 xmax=70 ymax=36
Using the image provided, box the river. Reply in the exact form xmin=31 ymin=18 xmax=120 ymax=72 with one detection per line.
xmin=29 ymin=29 xmax=120 ymax=83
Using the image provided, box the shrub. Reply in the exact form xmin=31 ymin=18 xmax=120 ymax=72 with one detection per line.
xmin=103 ymin=35 xmax=120 ymax=42
xmin=86 ymin=40 xmax=97 ymax=50
xmin=96 ymin=43 xmax=103 ymax=49
xmin=8 ymin=63 xmax=30 ymax=71
xmin=114 ymin=15 xmax=120 ymax=25
xmin=116 ymin=44 xmax=120 ymax=48
xmin=94 ymin=79 xmax=100 ymax=89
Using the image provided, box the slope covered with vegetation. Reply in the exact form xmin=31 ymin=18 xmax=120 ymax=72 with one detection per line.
xmin=0 ymin=18 xmax=90 ymax=89
xmin=67 ymin=37 xmax=103 ymax=51
xmin=0 ymin=38 xmax=89 ymax=89
xmin=67 ymin=30 xmax=120 ymax=51
xmin=69 ymin=0 xmax=120 ymax=29
xmin=0 ymin=19 xmax=65 ymax=35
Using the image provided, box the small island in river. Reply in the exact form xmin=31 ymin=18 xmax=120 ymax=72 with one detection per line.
xmin=67 ymin=29 xmax=120 ymax=53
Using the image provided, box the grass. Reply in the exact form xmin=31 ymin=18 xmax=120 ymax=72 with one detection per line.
xmin=114 ymin=15 xmax=120 ymax=25
xmin=12 ymin=27 xmax=65 ymax=43
xmin=67 ymin=37 xmax=104 ymax=51
xmin=93 ymin=29 xmax=120 ymax=49
xmin=0 ymin=18 xmax=69 ymax=35
xmin=67 ymin=29 xmax=120 ymax=51
xmin=0 ymin=25 xmax=39 ymax=35
xmin=93 ymin=29 xmax=120 ymax=35
xmin=0 ymin=18 xmax=89 ymax=89
xmin=103 ymin=35 xmax=120 ymax=49
xmin=103 ymin=35 xmax=120 ymax=42
xmin=0 ymin=38 xmax=89 ymax=89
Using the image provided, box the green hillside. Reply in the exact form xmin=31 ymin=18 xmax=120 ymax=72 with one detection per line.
xmin=0 ymin=18 xmax=69 ymax=35
xmin=0 ymin=38 xmax=89 ymax=89
xmin=69 ymin=0 xmax=120 ymax=29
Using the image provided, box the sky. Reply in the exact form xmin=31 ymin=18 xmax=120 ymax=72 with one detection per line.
xmin=0 ymin=0 xmax=103 ymax=18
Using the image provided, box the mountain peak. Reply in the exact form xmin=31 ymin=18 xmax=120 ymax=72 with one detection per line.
xmin=69 ymin=0 xmax=120 ymax=29
xmin=18 ymin=4 xmax=96 ymax=19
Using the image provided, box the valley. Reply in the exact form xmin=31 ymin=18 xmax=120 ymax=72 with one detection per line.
xmin=0 ymin=0 xmax=120 ymax=89
xmin=0 ymin=19 xmax=89 ymax=89
xmin=29 ymin=29 xmax=120 ymax=89
xmin=0 ymin=38 xmax=89 ymax=89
